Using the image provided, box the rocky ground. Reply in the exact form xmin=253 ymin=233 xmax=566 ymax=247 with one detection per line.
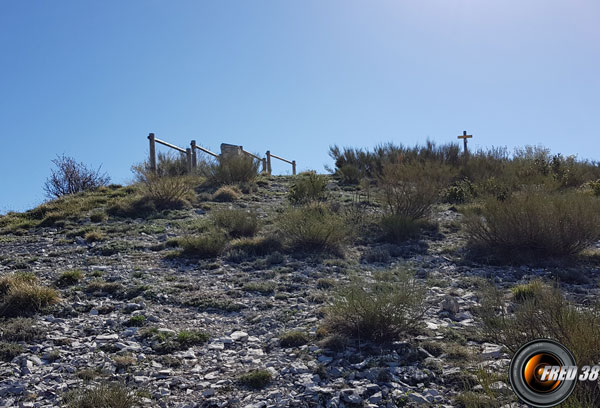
xmin=1 ymin=177 xmax=599 ymax=407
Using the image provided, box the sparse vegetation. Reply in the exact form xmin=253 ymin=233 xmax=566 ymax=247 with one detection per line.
xmin=175 ymin=230 xmax=229 ymax=258
xmin=239 ymin=369 xmax=272 ymax=389
xmin=228 ymin=236 xmax=283 ymax=257
xmin=277 ymin=203 xmax=351 ymax=254
xmin=63 ymin=382 xmax=139 ymax=408
xmin=208 ymin=155 xmax=260 ymax=185
xmin=288 ymin=171 xmax=328 ymax=204
xmin=0 ymin=341 xmax=25 ymax=361
xmin=212 ymin=185 xmax=242 ymax=202
xmin=466 ymin=190 xmax=600 ymax=259
xmin=84 ymin=229 xmax=105 ymax=242
xmin=0 ymin=274 xmax=60 ymax=317
xmin=479 ymin=281 xmax=600 ymax=406
xmin=56 ymin=269 xmax=84 ymax=287
xmin=139 ymin=175 xmax=194 ymax=210
xmin=44 ymin=154 xmax=110 ymax=198
xmin=212 ymin=208 xmax=259 ymax=238
xmin=325 ymin=269 xmax=426 ymax=342
xmin=279 ymin=330 xmax=309 ymax=347
xmin=0 ymin=317 xmax=42 ymax=341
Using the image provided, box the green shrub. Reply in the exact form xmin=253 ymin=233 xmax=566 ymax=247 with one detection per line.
xmin=177 ymin=230 xmax=228 ymax=258
xmin=288 ymin=171 xmax=329 ymax=204
xmin=279 ymin=330 xmax=309 ymax=347
xmin=0 ymin=341 xmax=25 ymax=361
xmin=126 ymin=315 xmax=146 ymax=327
xmin=510 ymin=280 xmax=544 ymax=303
xmin=479 ymin=281 xmax=600 ymax=406
xmin=176 ymin=330 xmax=210 ymax=347
xmin=443 ymin=179 xmax=475 ymax=204
xmin=325 ymin=269 xmax=426 ymax=342
xmin=228 ymin=236 xmax=283 ymax=257
xmin=379 ymin=214 xmax=425 ymax=243
xmin=277 ymin=204 xmax=351 ymax=254
xmin=84 ymin=230 xmax=105 ymax=243
xmin=208 ymin=155 xmax=259 ymax=185
xmin=336 ymin=164 xmax=362 ymax=185
xmin=140 ymin=176 xmax=193 ymax=210
xmin=63 ymin=382 xmax=139 ymax=408
xmin=0 ymin=274 xmax=60 ymax=317
xmin=379 ymin=162 xmax=450 ymax=220
xmin=0 ymin=318 xmax=41 ymax=341
xmin=56 ymin=269 xmax=84 ymax=287
xmin=239 ymin=369 xmax=272 ymax=389
xmin=590 ymin=179 xmax=600 ymax=197
xmin=212 ymin=208 xmax=259 ymax=238
xmin=212 ymin=185 xmax=242 ymax=202
xmin=90 ymin=211 xmax=107 ymax=223
xmin=107 ymin=195 xmax=157 ymax=219
xmin=465 ymin=191 xmax=600 ymax=258
xmin=84 ymin=280 xmax=123 ymax=296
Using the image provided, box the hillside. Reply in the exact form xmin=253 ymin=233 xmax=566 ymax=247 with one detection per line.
xmin=1 ymin=158 xmax=600 ymax=407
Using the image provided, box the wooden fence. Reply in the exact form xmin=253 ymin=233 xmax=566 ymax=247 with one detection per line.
xmin=147 ymin=133 xmax=296 ymax=175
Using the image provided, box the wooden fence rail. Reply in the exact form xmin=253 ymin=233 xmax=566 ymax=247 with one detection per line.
xmin=266 ymin=150 xmax=296 ymax=175
xmin=147 ymin=133 xmax=295 ymax=175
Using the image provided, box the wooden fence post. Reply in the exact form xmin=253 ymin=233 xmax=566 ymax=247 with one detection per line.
xmin=148 ymin=133 xmax=157 ymax=174
xmin=262 ymin=158 xmax=267 ymax=174
xmin=266 ymin=151 xmax=272 ymax=175
xmin=186 ymin=148 xmax=192 ymax=173
xmin=190 ymin=140 xmax=197 ymax=169
xmin=292 ymin=160 xmax=296 ymax=175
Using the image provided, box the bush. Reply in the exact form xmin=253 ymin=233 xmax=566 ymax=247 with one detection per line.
xmin=90 ymin=211 xmax=107 ymax=223
xmin=107 ymin=196 xmax=157 ymax=219
xmin=0 ymin=341 xmax=25 ymax=361
xmin=379 ymin=162 xmax=450 ymax=219
xmin=228 ymin=236 xmax=283 ymax=257
xmin=63 ymin=383 xmax=139 ymax=408
xmin=133 ymin=151 xmax=190 ymax=179
xmin=212 ymin=185 xmax=242 ymax=202
xmin=44 ymin=155 xmax=110 ymax=198
xmin=288 ymin=171 xmax=329 ymax=204
xmin=140 ymin=176 xmax=193 ymax=210
xmin=279 ymin=330 xmax=309 ymax=347
xmin=324 ymin=269 xmax=426 ymax=342
xmin=465 ymin=191 xmax=600 ymax=258
xmin=0 ymin=318 xmax=41 ymax=341
xmin=0 ymin=274 xmax=60 ymax=317
xmin=277 ymin=204 xmax=351 ymax=254
xmin=176 ymin=330 xmax=210 ymax=347
xmin=84 ymin=230 xmax=105 ymax=243
xmin=590 ymin=179 xmax=600 ymax=197
xmin=379 ymin=214 xmax=425 ymax=243
xmin=239 ymin=369 xmax=272 ymax=389
xmin=212 ymin=208 xmax=259 ymax=238
xmin=208 ymin=155 xmax=259 ymax=185
xmin=336 ymin=164 xmax=362 ymax=185
xmin=479 ymin=281 xmax=600 ymax=406
xmin=56 ymin=269 xmax=84 ymax=287
xmin=177 ymin=230 xmax=228 ymax=258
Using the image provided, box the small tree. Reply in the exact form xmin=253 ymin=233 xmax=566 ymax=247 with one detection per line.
xmin=44 ymin=155 xmax=110 ymax=198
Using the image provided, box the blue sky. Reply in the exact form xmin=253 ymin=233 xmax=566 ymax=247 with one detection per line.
xmin=1 ymin=0 xmax=598 ymax=213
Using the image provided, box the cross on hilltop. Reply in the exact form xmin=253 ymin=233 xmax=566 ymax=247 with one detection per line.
xmin=457 ymin=130 xmax=473 ymax=155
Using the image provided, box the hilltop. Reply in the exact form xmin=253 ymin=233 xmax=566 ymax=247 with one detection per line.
xmin=1 ymin=146 xmax=600 ymax=407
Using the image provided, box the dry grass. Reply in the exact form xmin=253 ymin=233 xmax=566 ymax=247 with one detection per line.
xmin=466 ymin=190 xmax=600 ymax=259
xmin=0 ymin=274 xmax=60 ymax=317
xmin=324 ymin=269 xmax=426 ymax=342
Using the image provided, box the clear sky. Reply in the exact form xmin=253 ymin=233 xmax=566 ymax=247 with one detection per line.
xmin=1 ymin=0 xmax=598 ymax=213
